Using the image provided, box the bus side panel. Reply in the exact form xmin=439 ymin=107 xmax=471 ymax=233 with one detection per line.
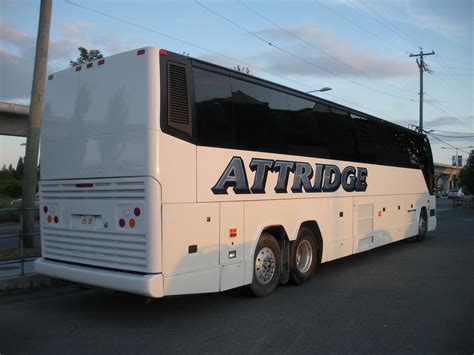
xmin=374 ymin=195 xmax=406 ymax=243
xmin=327 ymin=197 xmax=353 ymax=261
xmin=353 ymin=196 xmax=376 ymax=254
xmin=405 ymin=194 xmax=420 ymax=238
xmin=219 ymin=202 xmax=245 ymax=291
xmin=243 ymin=198 xmax=329 ymax=285
xmin=158 ymin=133 xmax=196 ymax=204
xmin=162 ymin=203 xmax=220 ymax=296
xmin=146 ymin=178 xmax=162 ymax=273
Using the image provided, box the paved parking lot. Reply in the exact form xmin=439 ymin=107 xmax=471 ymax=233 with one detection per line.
xmin=0 ymin=198 xmax=472 ymax=354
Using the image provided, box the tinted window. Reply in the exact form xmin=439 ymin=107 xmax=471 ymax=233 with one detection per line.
xmin=326 ymin=108 xmax=356 ymax=162
xmin=287 ymin=96 xmax=329 ymax=158
xmin=194 ymin=68 xmax=234 ymax=147
xmin=376 ymin=125 xmax=406 ymax=166
xmin=351 ymin=114 xmax=377 ymax=164
xmin=230 ymin=78 xmax=290 ymax=153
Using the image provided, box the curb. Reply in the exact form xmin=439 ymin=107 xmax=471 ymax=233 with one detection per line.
xmin=0 ymin=274 xmax=67 ymax=295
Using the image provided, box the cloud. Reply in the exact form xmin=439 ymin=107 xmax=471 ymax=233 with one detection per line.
xmin=0 ymin=19 xmax=150 ymax=102
xmin=251 ymin=25 xmax=416 ymax=79
xmin=402 ymin=0 xmax=471 ymax=41
xmin=196 ymin=52 xmax=261 ymax=77
xmin=0 ymin=50 xmax=33 ymax=102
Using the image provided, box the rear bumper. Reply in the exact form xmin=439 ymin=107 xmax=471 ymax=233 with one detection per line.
xmin=34 ymin=258 xmax=163 ymax=298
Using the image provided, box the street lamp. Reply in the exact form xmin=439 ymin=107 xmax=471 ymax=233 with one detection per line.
xmin=306 ymin=87 xmax=332 ymax=94
xmin=440 ymin=146 xmax=474 ymax=167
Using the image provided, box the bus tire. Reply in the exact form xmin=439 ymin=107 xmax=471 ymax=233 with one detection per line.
xmin=290 ymin=227 xmax=318 ymax=285
xmin=249 ymin=233 xmax=281 ymax=297
xmin=415 ymin=209 xmax=428 ymax=242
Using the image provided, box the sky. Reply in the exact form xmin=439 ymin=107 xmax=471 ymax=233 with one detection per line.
xmin=1 ymin=0 xmax=473 ymax=168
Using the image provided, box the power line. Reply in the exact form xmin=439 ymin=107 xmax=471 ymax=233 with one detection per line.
xmin=426 ymin=133 xmax=471 ymax=154
xmin=65 ymin=0 xmax=323 ymax=92
xmin=427 ymin=133 xmax=474 ymax=139
xmin=353 ymin=0 xmax=421 ymax=48
xmin=237 ymin=0 xmax=418 ymax=96
xmin=428 ymin=129 xmax=474 ymax=135
xmin=432 ymin=55 xmax=473 ymax=93
xmin=425 ymin=93 xmax=473 ymax=129
xmin=315 ymin=0 xmax=408 ymax=54
xmin=66 ymin=0 xmax=406 ymax=122
xmin=195 ymin=0 xmax=415 ymax=101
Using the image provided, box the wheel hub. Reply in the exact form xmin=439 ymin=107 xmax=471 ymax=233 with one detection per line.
xmin=296 ymin=239 xmax=313 ymax=274
xmin=255 ymin=247 xmax=276 ymax=285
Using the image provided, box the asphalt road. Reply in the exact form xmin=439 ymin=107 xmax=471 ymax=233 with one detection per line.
xmin=0 ymin=199 xmax=473 ymax=354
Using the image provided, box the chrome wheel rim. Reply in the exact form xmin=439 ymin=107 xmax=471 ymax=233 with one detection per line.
xmin=296 ymin=240 xmax=313 ymax=274
xmin=255 ymin=247 xmax=276 ymax=285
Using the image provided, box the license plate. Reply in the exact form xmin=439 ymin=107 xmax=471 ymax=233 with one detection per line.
xmin=80 ymin=215 xmax=95 ymax=226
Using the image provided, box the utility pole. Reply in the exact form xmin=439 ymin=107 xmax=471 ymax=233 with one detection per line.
xmin=21 ymin=0 xmax=52 ymax=248
xmin=409 ymin=48 xmax=435 ymax=133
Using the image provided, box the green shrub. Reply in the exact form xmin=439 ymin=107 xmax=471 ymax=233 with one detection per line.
xmin=0 ymin=179 xmax=22 ymax=197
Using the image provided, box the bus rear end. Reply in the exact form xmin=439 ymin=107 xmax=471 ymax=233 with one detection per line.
xmin=35 ymin=48 xmax=164 ymax=297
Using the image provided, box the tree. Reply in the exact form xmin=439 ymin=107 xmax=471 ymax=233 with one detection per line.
xmin=459 ymin=150 xmax=474 ymax=195
xmin=234 ymin=65 xmax=252 ymax=75
xmin=14 ymin=157 xmax=24 ymax=180
xmin=70 ymin=47 xmax=104 ymax=67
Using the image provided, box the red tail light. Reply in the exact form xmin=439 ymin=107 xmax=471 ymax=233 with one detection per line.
xmin=134 ymin=207 xmax=141 ymax=217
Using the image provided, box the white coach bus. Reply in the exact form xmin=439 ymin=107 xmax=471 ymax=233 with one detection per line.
xmin=35 ymin=47 xmax=436 ymax=298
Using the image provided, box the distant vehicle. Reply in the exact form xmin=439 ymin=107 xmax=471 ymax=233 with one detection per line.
xmin=448 ymin=188 xmax=464 ymax=199
xmin=10 ymin=192 xmax=40 ymax=207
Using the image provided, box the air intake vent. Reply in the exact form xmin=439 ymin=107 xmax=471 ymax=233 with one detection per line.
xmin=168 ymin=62 xmax=191 ymax=134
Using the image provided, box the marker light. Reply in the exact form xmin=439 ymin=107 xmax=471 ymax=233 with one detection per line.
xmin=98 ymin=59 xmax=105 ymax=65
xmin=43 ymin=206 xmax=48 ymax=213
xmin=119 ymin=218 xmax=125 ymax=228
xmin=54 ymin=216 xmax=59 ymax=224
xmin=47 ymin=215 xmax=52 ymax=223
xmin=229 ymin=228 xmax=237 ymax=238
xmin=159 ymin=49 xmax=168 ymax=56
xmin=87 ymin=63 xmax=93 ymax=69
xmin=137 ymin=49 xmax=146 ymax=56
xmin=75 ymin=66 xmax=81 ymax=72
xmin=129 ymin=219 xmax=136 ymax=228
xmin=134 ymin=207 xmax=141 ymax=217
xmin=76 ymin=183 xmax=93 ymax=188
xmin=48 ymin=74 xmax=53 ymax=80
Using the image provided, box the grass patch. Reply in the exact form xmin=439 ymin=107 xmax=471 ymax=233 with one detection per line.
xmin=0 ymin=246 xmax=41 ymax=262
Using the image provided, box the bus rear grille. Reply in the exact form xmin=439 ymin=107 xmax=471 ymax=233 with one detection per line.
xmin=42 ymin=229 xmax=147 ymax=272
xmin=40 ymin=178 xmax=148 ymax=272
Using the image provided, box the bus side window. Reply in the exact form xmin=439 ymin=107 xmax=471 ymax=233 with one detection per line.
xmin=230 ymin=78 xmax=290 ymax=154
xmin=194 ymin=68 xmax=234 ymax=148
xmin=325 ymin=107 xmax=357 ymax=162
xmin=288 ymin=95 xmax=329 ymax=159
xmin=351 ymin=114 xmax=376 ymax=164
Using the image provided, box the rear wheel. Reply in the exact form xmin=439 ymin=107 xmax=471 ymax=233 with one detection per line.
xmin=249 ymin=233 xmax=281 ymax=297
xmin=290 ymin=227 xmax=318 ymax=285
xmin=415 ymin=209 xmax=428 ymax=242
